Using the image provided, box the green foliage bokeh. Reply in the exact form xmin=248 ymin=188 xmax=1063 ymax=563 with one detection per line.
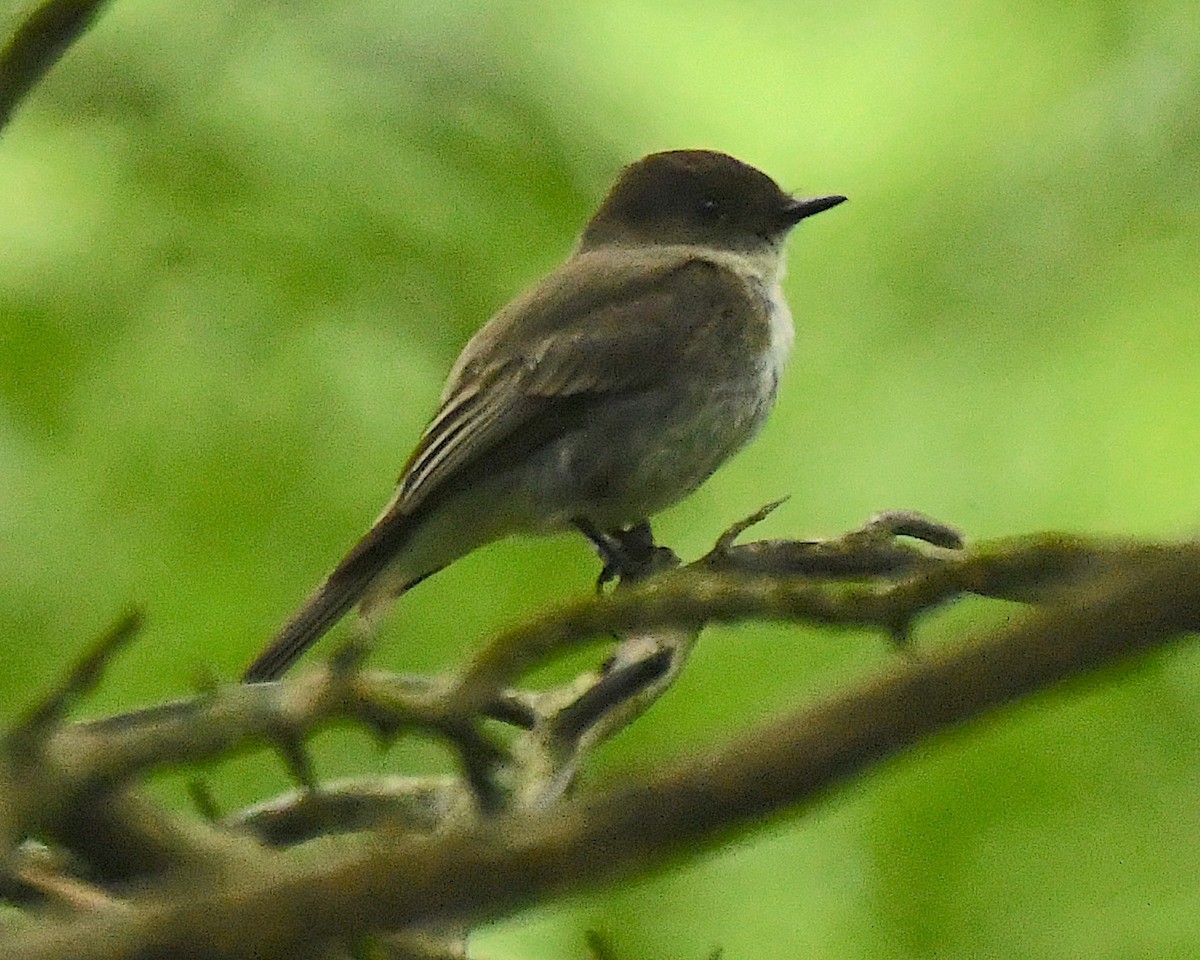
xmin=1 ymin=0 xmax=1199 ymax=957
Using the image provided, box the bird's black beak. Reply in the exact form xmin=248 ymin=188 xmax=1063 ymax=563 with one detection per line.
xmin=780 ymin=194 xmax=847 ymax=226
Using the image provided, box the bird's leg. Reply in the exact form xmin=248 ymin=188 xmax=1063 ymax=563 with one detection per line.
xmin=573 ymin=518 xmax=678 ymax=591
xmin=572 ymin=518 xmax=622 ymax=590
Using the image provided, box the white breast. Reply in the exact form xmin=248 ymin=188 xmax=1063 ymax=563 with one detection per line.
xmin=763 ymin=277 xmax=794 ymax=381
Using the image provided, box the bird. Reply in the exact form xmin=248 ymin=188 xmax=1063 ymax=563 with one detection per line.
xmin=243 ymin=149 xmax=845 ymax=682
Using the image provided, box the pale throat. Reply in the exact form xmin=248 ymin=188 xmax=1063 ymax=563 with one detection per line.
xmin=704 ymin=244 xmax=795 ymax=372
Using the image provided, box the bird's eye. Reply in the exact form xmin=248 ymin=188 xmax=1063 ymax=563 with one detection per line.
xmin=698 ymin=197 xmax=721 ymax=219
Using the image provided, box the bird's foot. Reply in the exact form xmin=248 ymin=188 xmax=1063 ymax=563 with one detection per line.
xmin=573 ymin=519 xmax=679 ymax=591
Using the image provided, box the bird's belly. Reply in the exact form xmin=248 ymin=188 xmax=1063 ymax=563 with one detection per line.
xmin=526 ymin=374 xmax=778 ymax=530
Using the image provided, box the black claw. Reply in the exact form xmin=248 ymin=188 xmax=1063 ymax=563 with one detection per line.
xmin=573 ymin=519 xmax=677 ymax=589
xmin=595 ymin=561 xmax=620 ymax=593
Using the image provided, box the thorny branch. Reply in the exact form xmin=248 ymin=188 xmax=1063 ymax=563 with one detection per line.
xmin=0 ymin=506 xmax=1197 ymax=959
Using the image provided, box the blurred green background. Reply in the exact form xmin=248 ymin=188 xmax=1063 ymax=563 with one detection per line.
xmin=2 ymin=0 xmax=1200 ymax=956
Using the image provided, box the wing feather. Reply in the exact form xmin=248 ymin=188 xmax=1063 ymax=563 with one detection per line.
xmin=393 ymin=252 xmax=755 ymax=515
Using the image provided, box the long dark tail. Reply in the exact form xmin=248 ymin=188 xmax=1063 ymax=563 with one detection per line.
xmin=242 ymin=569 xmax=375 ymax=682
xmin=242 ymin=509 xmax=419 ymax=683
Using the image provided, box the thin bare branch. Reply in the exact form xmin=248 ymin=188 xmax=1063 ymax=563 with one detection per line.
xmin=11 ymin=609 xmax=141 ymax=747
xmin=9 ymin=548 xmax=1199 ymax=959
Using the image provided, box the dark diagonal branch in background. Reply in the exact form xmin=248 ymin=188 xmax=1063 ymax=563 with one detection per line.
xmin=0 ymin=0 xmax=116 ymax=134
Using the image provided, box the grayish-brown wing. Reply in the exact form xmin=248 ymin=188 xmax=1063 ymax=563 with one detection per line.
xmin=393 ymin=248 xmax=764 ymax=516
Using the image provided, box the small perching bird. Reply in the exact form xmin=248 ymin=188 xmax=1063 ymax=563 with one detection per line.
xmin=243 ymin=150 xmax=845 ymax=683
